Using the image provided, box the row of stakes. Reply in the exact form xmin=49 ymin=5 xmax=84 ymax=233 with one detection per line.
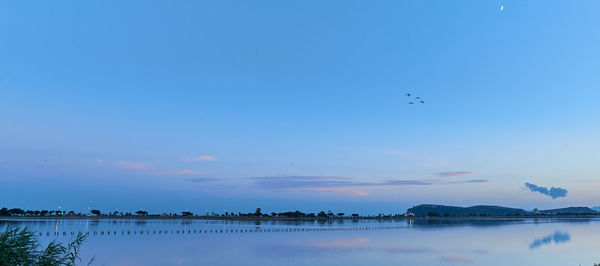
xmin=38 ymin=226 xmax=407 ymax=237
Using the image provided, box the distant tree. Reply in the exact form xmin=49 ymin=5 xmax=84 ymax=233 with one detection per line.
xmin=40 ymin=210 xmax=49 ymax=216
xmin=327 ymin=210 xmax=334 ymax=217
xmin=337 ymin=213 xmax=344 ymax=217
xmin=48 ymin=211 xmax=55 ymax=216
xmin=67 ymin=211 xmax=76 ymax=216
xmin=317 ymin=211 xmax=327 ymax=218
xmin=181 ymin=211 xmax=193 ymax=216
xmin=351 ymin=214 xmax=359 ymax=218
xmin=0 ymin=208 xmax=8 ymax=216
xmin=255 ymin=208 xmax=262 ymax=216
xmin=8 ymin=208 xmax=25 ymax=215
xmin=91 ymin=209 xmax=101 ymax=216
xmin=34 ymin=210 xmax=40 ymax=216
xmin=135 ymin=210 xmax=148 ymax=216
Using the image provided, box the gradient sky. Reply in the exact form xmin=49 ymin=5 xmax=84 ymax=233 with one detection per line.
xmin=2 ymin=0 xmax=600 ymax=215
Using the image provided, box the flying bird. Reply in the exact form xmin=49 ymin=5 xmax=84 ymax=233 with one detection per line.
xmin=405 ymin=92 xmax=425 ymax=105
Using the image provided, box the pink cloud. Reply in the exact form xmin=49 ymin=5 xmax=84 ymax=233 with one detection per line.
xmin=436 ymin=171 xmax=474 ymax=177
xmin=95 ymin=158 xmax=103 ymax=163
xmin=175 ymin=169 xmax=198 ymax=175
xmin=185 ymin=155 xmax=216 ymax=162
xmin=117 ymin=161 xmax=152 ymax=170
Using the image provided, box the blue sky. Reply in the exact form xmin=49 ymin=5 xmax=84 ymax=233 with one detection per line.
xmin=1 ymin=0 xmax=600 ymax=214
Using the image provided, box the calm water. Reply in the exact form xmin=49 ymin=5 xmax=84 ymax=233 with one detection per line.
xmin=2 ymin=218 xmax=599 ymax=265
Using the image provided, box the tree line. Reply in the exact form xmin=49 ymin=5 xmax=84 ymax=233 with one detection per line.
xmin=0 ymin=207 xmax=362 ymax=218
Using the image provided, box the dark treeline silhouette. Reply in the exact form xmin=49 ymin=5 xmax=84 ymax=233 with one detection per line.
xmin=406 ymin=204 xmax=598 ymax=217
xmin=3 ymin=204 xmax=597 ymax=219
xmin=0 ymin=208 xmax=74 ymax=217
xmin=0 ymin=207 xmax=369 ymax=219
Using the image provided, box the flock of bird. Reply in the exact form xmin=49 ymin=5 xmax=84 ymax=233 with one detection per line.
xmin=405 ymin=93 xmax=425 ymax=105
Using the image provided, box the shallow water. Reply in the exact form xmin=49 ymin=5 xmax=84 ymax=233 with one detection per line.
xmin=2 ymin=218 xmax=599 ymax=265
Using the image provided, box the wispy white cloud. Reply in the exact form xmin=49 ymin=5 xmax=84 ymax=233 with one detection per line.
xmin=185 ymin=155 xmax=216 ymax=162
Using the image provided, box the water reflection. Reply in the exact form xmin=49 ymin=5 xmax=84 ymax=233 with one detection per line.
xmin=254 ymin=236 xmax=437 ymax=257
xmin=0 ymin=218 xmax=598 ymax=265
xmin=529 ymin=231 xmax=571 ymax=249
xmin=410 ymin=218 xmax=593 ymax=229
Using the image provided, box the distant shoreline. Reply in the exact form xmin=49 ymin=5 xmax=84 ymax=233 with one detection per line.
xmin=2 ymin=215 xmax=599 ymax=221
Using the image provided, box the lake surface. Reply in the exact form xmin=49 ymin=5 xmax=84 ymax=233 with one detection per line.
xmin=2 ymin=217 xmax=599 ymax=265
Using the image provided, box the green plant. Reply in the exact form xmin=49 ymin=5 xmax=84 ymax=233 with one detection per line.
xmin=0 ymin=226 xmax=93 ymax=265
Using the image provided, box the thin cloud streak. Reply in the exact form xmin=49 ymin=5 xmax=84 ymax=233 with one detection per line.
xmin=298 ymin=187 xmax=370 ymax=196
xmin=175 ymin=169 xmax=198 ymax=175
xmin=185 ymin=155 xmax=216 ymax=162
xmin=249 ymin=176 xmax=490 ymax=196
xmin=436 ymin=171 xmax=474 ymax=177
xmin=183 ymin=176 xmax=490 ymax=196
